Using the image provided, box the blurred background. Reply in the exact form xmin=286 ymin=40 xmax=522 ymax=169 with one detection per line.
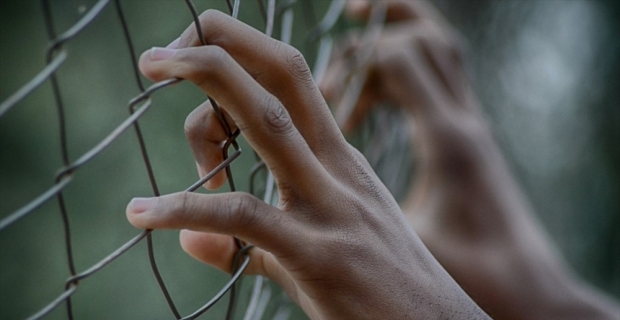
xmin=0 ymin=0 xmax=618 ymax=319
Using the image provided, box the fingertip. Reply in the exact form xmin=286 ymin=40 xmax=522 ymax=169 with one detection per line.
xmin=138 ymin=47 xmax=178 ymax=81
xmin=179 ymin=229 xmax=203 ymax=254
xmin=195 ymin=154 xmax=228 ymax=191
xmin=205 ymin=171 xmax=227 ymax=190
xmin=196 ymin=163 xmax=216 ymax=191
xmin=179 ymin=230 xmax=235 ymax=271
xmin=137 ymin=50 xmax=151 ymax=76
xmin=126 ymin=197 xmax=158 ymax=229
xmin=127 ymin=197 xmax=156 ymax=214
xmin=138 ymin=49 xmax=161 ymax=82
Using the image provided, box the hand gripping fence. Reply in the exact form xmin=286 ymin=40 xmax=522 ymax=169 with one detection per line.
xmin=0 ymin=0 xmax=389 ymax=319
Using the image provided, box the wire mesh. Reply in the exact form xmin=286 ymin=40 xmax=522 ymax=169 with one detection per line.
xmin=0 ymin=0 xmax=344 ymax=319
xmin=0 ymin=0 xmax=401 ymax=319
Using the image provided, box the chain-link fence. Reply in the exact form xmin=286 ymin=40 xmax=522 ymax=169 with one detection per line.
xmin=0 ymin=0 xmax=385 ymax=318
xmin=4 ymin=0 xmax=616 ymax=319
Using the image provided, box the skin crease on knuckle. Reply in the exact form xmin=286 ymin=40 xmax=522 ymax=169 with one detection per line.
xmin=262 ymin=96 xmax=295 ymax=136
xmin=167 ymin=192 xmax=191 ymax=229
xmin=284 ymin=47 xmax=315 ymax=87
xmin=225 ymin=192 xmax=260 ymax=232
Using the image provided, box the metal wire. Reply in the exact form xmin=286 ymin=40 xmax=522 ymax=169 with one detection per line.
xmin=0 ymin=0 xmax=356 ymax=319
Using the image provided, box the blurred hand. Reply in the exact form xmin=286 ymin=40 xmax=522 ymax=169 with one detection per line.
xmin=322 ymin=0 xmax=475 ymax=133
xmin=125 ymin=9 xmax=487 ymax=320
xmin=322 ymin=1 xmax=620 ymax=319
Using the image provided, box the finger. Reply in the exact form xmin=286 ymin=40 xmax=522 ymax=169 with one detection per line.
xmin=127 ymin=192 xmax=302 ymax=257
xmin=139 ymin=45 xmax=328 ymax=190
xmin=179 ymin=230 xmax=262 ymax=274
xmin=184 ymin=101 xmax=235 ymax=190
xmin=172 ymin=10 xmax=348 ymax=158
xmin=179 ymin=230 xmax=301 ymax=304
xmin=346 ymin=0 xmax=444 ymax=23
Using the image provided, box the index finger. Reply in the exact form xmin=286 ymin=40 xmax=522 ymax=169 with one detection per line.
xmin=139 ymin=44 xmax=329 ymax=196
xmin=170 ymin=10 xmax=349 ymax=159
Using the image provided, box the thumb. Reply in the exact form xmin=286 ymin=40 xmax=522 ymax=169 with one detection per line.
xmin=126 ymin=191 xmax=301 ymax=256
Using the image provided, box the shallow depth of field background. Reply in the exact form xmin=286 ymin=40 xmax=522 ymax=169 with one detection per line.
xmin=1 ymin=0 xmax=618 ymax=319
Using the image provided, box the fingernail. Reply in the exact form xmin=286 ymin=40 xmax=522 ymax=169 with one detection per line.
xmin=149 ymin=47 xmax=177 ymax=61
xmin=166 ymin=38 xmax=180 ymax=49
xmin=129 ymin=197 xmax=155 ymax=214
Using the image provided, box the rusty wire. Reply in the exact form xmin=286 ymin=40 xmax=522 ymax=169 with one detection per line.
xmin=0 ymin=0 xmax=366 ymax=319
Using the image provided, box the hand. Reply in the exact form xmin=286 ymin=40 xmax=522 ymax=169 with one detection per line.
xmin=322 ymin=1 xmax=620 ymax=319
xmin=322 ymin=0 xmax=475 ymax=133
xmin=125 ymin=9 xmax=487 ymax=320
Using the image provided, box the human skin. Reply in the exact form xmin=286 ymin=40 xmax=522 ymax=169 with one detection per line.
xmin=124 ymin=7 xmax=489 ymax=320
xmin=321 ymin=1 xmax=620 ymax=319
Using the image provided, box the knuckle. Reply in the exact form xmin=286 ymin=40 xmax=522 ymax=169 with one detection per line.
xmin=285 ymin=47 xmax=313 ymax=84
xmin=168 ymin=192 xmax=192 ymax=223
xmin=271 ymin=43 xmax=312 ymax=84
xmin=346 ymin=143 xmax=374 ymax=171
xmin=205 ymin=46 xmax=229 ymax=69
xmin=183 ymin=46 xmax=230 ymax=85
xmin=262 ymin=97 xmax=294 ymax=135
xmin=199 ymin=10 xmax=226 ymax=44
xmin=227 ymin=192 xmax=260 ymax=229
